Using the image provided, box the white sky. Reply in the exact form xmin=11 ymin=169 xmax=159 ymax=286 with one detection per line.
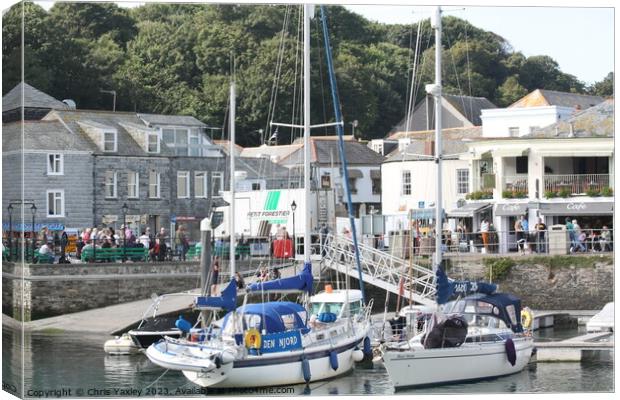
xmin=26 ymin=0 xmax=616 ymax=85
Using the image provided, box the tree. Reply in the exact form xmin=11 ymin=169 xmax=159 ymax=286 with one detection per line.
xmin=589 ymin=72 xmax=613 ymax=97
xmin=497 ymin=76 xmax=528 ymax=106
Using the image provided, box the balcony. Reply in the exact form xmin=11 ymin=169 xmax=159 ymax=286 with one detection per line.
xmin=544 ymin=174 xmax=611 ymax=197
xmin=503 ymin=175 xmax=528 ymax=198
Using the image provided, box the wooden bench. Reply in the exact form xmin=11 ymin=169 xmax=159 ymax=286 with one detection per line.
xmin=34 ymin=250 xmax=55 ymax=264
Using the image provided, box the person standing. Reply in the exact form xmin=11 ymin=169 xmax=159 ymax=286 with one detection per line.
xmin=514 ymin=218 xmax=524 ymax=254
xmin=175 ymin=225 xmax=189 ymax=260
xmin=480 ymin=219 xmax=489 ymax=253
xmin=156 ymin=227 xmax=168 ymax=261
xmin=535 ymin=218 xmax=547 ymax=253
xmin=566 ymin=218 xmax=576 ymax=252
xmin=60 ymin=230 xmax=69 ymax=260
xmin=211 ymin=257 xmax=220 ymax=295
xmin=600 ymin=226 xmax=611 ymax=252
xmin=521 ymin=216 xmax=529 ymax=253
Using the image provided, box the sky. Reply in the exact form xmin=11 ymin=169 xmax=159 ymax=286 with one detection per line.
xmin=28 ymin=0 xmax=615 ymax=85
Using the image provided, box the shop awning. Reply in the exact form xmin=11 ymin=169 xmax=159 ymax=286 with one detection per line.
xmin=370 ymin=169 xmax=381 ymax=179
xmin=494 ymin=202 xmax=529 ymax=217
xmin=447 ymin=202 xmax=491 ymax=218
xmin=538 ymin=201 xmax=614 ymax=216
xmin=347 ymin=169 xmax=363 ymax=178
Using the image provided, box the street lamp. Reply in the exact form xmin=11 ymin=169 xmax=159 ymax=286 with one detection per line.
xmin=7 ymin=204 xmax=13 ymax=261
xmin=290 ymin=201 xmax=297 ymax=258
xmin=121 ymin=203 xmax=128 ymax=262
xmin=350 ymin=120 xmax=358 ymax=138
xmin=30 ymin=204 xmax=37 ymax=262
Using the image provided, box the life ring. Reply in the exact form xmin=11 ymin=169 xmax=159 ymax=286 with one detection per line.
xmin=244 ymin=328 xmax=262 ymax=349
xmin=521 ymin=308 xmax=533 ymax=329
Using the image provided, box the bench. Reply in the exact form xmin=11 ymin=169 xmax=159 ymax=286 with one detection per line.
xmin=34 ymin=250 xmax=55 ymax=264
xmin=81 ymin=247 xmax=148 ymax=263
xmin=213 ymin=245 xmax=251 ymax=259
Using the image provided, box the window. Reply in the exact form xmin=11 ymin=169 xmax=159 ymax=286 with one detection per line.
xmin=47 ymin=190 xmax=64 ymax=217
xmin=457 ymin=169 xmax=469 ymax=194
xmin=529 ymin=126 xmax=539 ymax=134
xmin=128 ymin=172 xmax=139 ymax=198
xmin=347 ymin=178 xmax=358 ymax=194
xmin=372 ymin=178 xmax=381 ymax=195
xmin=177 ymin=171 xmax=190 ymax=198
xmin=251 ymin=182 xmax=261 ymax=191
xmin=321 ymin=174 xmax=331 ymax=189
xmin=162 ymin=128 xmax=189 ymax=156
xmin=104 ymin=171 xmax=117 ymax=198
xmin=516 ymin=156 xmax=528 ymax=174
xmin=189 ymin=131 xmax=208 ymax=156
xmin=103 ymin=131 xmax=117 ymax=152
xmin=147 ymin=133 xmax=160 ymax=153
xmin=47 ymin=153 xmax=63 ymax=175
xmin=372 ymin=142 xmax=384 ymax=155
xmin=508 ymin=127 xmax=520 ymax=137
xmin=402 ymin=171 xmax=412 ymax=195
xmin=149 ymin=171 xmax=161 ymax=198
xmin=212 ymin=172 xmax=223 ymax=196
xmin=195 ymin=172 xmax=208 ymax=198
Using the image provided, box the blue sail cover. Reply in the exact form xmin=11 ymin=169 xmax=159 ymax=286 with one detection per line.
xmin=435 ymin=268 xmax=497 ymax=305
xmin=247 ymin=263 xmax=313 ymax=294
xmin=194 ymin=280 xmax=237 ymax=311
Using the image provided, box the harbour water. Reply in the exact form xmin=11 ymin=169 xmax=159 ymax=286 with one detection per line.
xmin=2 ymin=325 xmax=613 ymax=397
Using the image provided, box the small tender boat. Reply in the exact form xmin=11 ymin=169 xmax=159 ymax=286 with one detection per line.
xmin=586 ymin=302 xmax=614 ymax=332
xmin=103 ymin=333 xmax=140 ymax=355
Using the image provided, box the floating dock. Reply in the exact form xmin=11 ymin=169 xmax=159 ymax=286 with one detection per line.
xmin=534 ymin=332 xmax=613 ymax=362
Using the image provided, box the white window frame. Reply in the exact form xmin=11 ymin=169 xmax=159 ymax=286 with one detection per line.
xmin=128 ymin=172 xmax=139 ymax=199
xmin=508 ymin=127 xmax=520 ymax=137
xmin=161 ymin=127 xmax=190 ymax=156
xmin=147 ymin=132 xmax=160 ymax=154
xmin=456 ymin=168 xmax=469 ymax=195
xmin=212 ymin=171 xmax=224 ymax=197
xmin=177 ymin=171 xmax=190 ymax=198
xmin=194 ymin=171 xmax=208 ymax=198
xmin=103 ymin=131 xmax=118 ymax=152
xmin=47 ymin=153 xmax=64 ymax=175
xmin=46 ymin=190 xmax=65 ymax=218
xmin=149 ymin=171 xmax=161 ymax=199
xmin=402 ymin=170 xmax=412 ymax=196
xmin=104 ymin=171 xmax=118 ymax=198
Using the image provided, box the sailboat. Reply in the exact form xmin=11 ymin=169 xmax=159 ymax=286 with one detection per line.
xmin=145 ymin=4 xmax=372 ymax=387
xmin=381 ymin=7 xmax=534 ymax=389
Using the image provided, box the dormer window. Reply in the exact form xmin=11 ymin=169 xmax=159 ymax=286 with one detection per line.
xmin=103 ymin=131 xmax=117 ymax=152
xmin=147 ymin=132 xmax=160 ymax=153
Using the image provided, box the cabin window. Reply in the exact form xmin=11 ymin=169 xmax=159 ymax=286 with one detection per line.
xmin=505 ymin=304 xmax=517 ymax=326
xmin=281 ymin=314 xmax=297 ymax=330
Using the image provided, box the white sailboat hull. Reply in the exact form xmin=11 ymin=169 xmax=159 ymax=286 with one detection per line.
xmin=382 ymin=337 xmax=534 ymax=389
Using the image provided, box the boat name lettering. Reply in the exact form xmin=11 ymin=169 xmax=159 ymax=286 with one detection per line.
xmin=247 ymin=211 xmax=291 ymax=218
xmin=260 ymin=331 xmax=302 ymax=353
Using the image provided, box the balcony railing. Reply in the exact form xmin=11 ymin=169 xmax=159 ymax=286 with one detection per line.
xmin=544 ymin=174 xmax=611 ymax=196
xmin=503 ymin=175 xmax=528 ymax=198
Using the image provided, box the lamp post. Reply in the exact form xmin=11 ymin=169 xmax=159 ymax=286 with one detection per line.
xmin=121 ymin=203 xmax=128 ymax=262
xmin=7 ymin=204 xmax=13 ymax=261
xmin=30 ymin=204 xmax=37 ymax=262
xmin=290 ymin=200 xmax=297 ymax=259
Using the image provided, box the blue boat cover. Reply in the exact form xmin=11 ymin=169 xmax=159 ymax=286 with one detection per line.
xmin=222 ymin=301 xmax=308 ymax=334
xmin=194 ymin=280 xmax=237 ymax=311
xmin=247 ymin=263 xmax=313 ymax=294
xmin=435 ymin=268 xmax=497 ymax=305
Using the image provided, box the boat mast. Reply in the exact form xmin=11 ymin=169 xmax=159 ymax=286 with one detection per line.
xmin=431 ymin=6 xmax=443 ymax=272
xmin=303 ymin=4 xmax=311 ymax=266
xmin=230 ymin=80 xmax=236 ymax=278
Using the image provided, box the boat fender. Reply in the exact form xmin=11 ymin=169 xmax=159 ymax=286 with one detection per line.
xmin=363 ymin=337 xmax=372 ymax=356
xmin=214 ymin=356 xmax=222 ymax=369
xmin=521 ymin=308 xmax=533 ymax=330
xmin=301 ymin=356 xmax=311 ymax=383
xmin=175 ymin=316 xmax=192 ymax=334
xmin=329 ymin=350 xmax=339 ymax=371
xmin=244 ymin=328 xmax=262 ymax=349
xmin=352 ymin=349 xmax=365 ymax=362
xmin=505 ymin=338 xmax=517 ymax=366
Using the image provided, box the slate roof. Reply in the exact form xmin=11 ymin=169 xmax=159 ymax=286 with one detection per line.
xmin=137 ymin=113 xmax=207 ymax=127
xmin=2 ymin=82 xmax=71 ymax=112
xmin=240 ymin=143 xmax=302 ymax=161
xmin=509 ymin=89 xmax=604 ymax=109
xmin=524 ymin=99 xmax=614 ymax=139
xmin=387 ymin=126 xmax=483 ymax=141
xmin=390 ymin=94 xmax=496 ymax=133
xmin=384 ymin=139 xmax=471 ymax=163
xmin=279 ymin=138 xmax=385 ymax=166
xmin=2 ymin=120 xmax=95 ymax=152
xmin=214 ymin=140 xmax=244 ymax=157
xmin=45 ymin=109 xmax=176 ymax=157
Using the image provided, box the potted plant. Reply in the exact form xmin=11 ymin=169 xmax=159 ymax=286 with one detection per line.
xmin=601 ymin=186 xmax=614 ymax=197
xmin=544 ymin=190 xmax=558 ymax=198
xmin=558 ymin=188 xmax=571 ymax=198
xmin=585 ymin=187 xmax=601 ymax=197
xmin=502 ymin=190 xmax=513 ymax=199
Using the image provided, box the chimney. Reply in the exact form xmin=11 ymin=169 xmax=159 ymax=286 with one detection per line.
xmin=573 ymin=104 xmax=582 ymax=113
xmin=424 ymin=140 xmax=435 ymax=156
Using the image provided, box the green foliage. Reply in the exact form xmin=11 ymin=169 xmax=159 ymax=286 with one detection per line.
xmin=465 ymin=190 xmax=493 ymax=200
xmin=585 ymin=187 xmax=601 ymax=197
xmin=600 ymin=187 xmax=613 ymax=197
xmin=1 ymin=3 xmax=597 ymax=146
xmin=588 ymin=72 xmax=613 ymax=97
xmin=544 ymin=190 xmax=558 ymax=199
xmin=483 ymin=257 xmax=515 ymax=281
xmin=558 ymin=188 xmax=571 ymax=198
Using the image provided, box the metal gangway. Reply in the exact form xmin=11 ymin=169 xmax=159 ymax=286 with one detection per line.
xmin=320 ymin=233 xmax=436 ymax=306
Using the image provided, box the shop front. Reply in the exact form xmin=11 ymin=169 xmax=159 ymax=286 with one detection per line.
xmin=494 ymin=202 xmax=529 ymax=253
xmin=538 ymin=201 xmax=614 ymax=232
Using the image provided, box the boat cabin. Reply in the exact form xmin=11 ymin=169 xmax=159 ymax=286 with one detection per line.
xmin=442 ymin=293 xmax=524 ymax=333
xmin=221 ymin=302 xmax=309 ymax=337
xmin=309 ymin=289 xmax=364 ymax=319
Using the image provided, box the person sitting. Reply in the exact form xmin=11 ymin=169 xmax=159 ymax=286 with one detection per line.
xmin=576 ymin=231 xmax=587 ymax=252
xmin=271 ymin=267 xmax=281 ymax=280
xmin=37 ymin=242 xmax=53 ymax=263
xmin=600 ymin=226 xmax=612 ymax=252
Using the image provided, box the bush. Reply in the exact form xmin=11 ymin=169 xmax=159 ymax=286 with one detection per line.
xmin=558 ymin=188 xmax=571 ymax=198
xmin=466 ymin=190 xmax=493 ymax=200
xmin=502 ymin=190 xmax=513 ymax=199
xmin=545 ymin=190 xmax=558 ymax=198
xmin=585 ymin=187 xmax=601 ymax=197
xmin=513 ymin=191 xmax=527 ymax=199
xmin=483 ymin=257 xmax=515 ymax=281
